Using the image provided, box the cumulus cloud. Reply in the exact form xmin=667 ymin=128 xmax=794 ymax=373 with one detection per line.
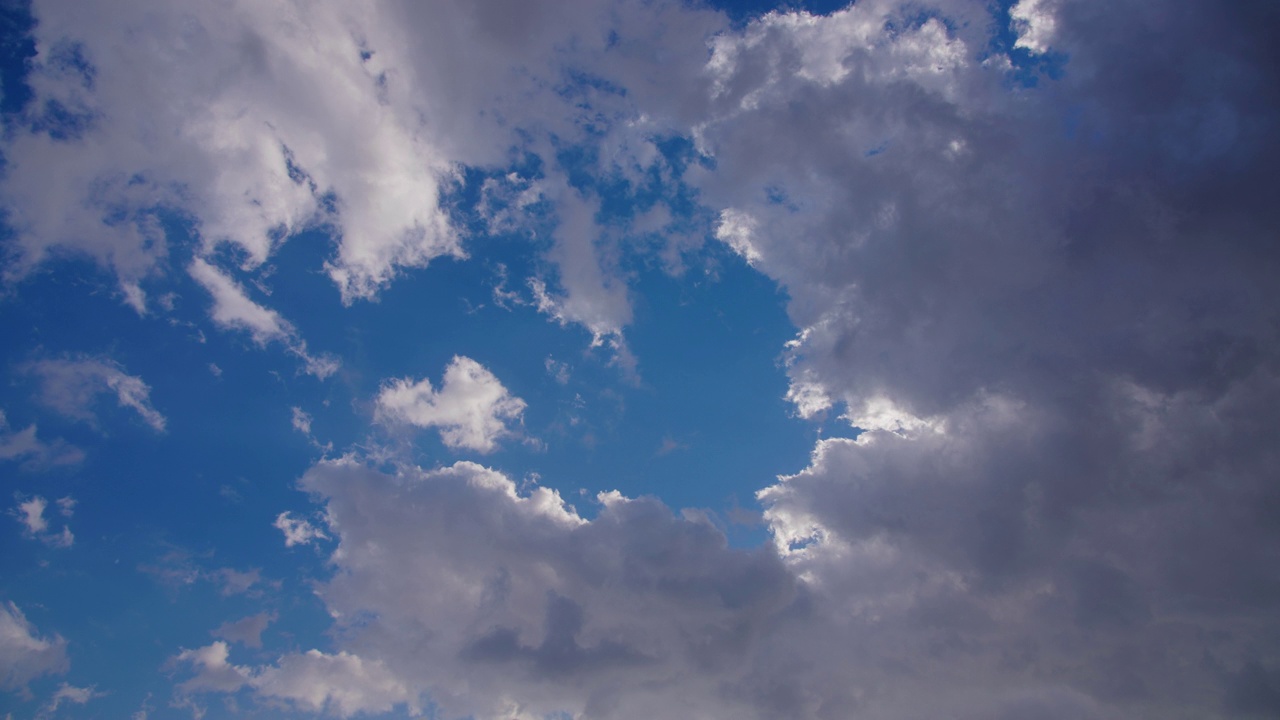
xmin=7 ymin=0 xmax=1280 ymax=717
xmin=1 ymin=0 xmax=464 ymax=309
xmin=0 ymin=602 xmax=69 ymax=691
xmin=12 ymin=495 xmax=73 ymax=548
xmin=26 ymin=358 xmax=166 ymax=432
xmin=174 ymin=641 xmax=417 ymax=718
xmin=178 ymin=457 xmax=803 ymax=719
xmin=0 ymin=0 xmax=725 ymax=365
xmin=273 ymin=512 xmax=326 ymax=548
xmin=376 ymin=356 xmax=526 ymax=453
xmin=179 ymin=446 xmax=1280 ymax=718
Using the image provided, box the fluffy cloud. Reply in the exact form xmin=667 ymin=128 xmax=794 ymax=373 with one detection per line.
xmin=376 ymin=356 xmax=526 ymax=453
xmin=273 ymin=511 xmax=326 ymax=548
xmin=179 ymin=457 xmax=801 ymax=719
xmin=25 ymin=357 xmax=166 ymax=432
xmin=0 ymin=602 xmax=68 ymax=691
xmin=7 ymin=0 xmax=1279 ymax=717
xmin=12 ymin=495 xmax=74 ymax=548
xmin=1 ymin=0 xmax=463 ymax=309
xmin=178 ymin=447 xmax=1280 ymax=719
xmin=0 ymin=0 xmax=725 ymax=362
xmin=175 ymin=641 xmax=416 ymax=718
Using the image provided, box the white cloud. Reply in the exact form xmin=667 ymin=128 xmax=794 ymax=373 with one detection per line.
xmin=188 ymin=259 xmax=339 ymax=378
xmin=0 ymin=602 xmax=69 ymax=691
xmin=213 ymin=613 xmax=274 ymax=649
xmin=12 ymin=495 xmax=73 ymax=549
xmin=2 ymin=1 xmax=465 ymax=309
xmin=177 ymin=446 xmax=1272 ymax=718
xmin=13 ymin=496 xmax=47 ymax=535
xmin=188 ymin=258 xmax=291 ymax=346
xmin=290 ymin=407 xmax=313 ymax=436
xmin=26 ymin=358 xmax=166 ymax=432
xmin=42 ymin=683 xmax=102 ymax=714
xmin=6 ymin=0 xmax=1280 ymax=718
xmin=175 ymin=641 xmax=417 ymax=718
xmin=0 ymin=411 xmax=83 ymax=468
xmin=376 ymin=356 xmax=526 ymax=453
xmin=274 ymin=512 xmax=326 ymax=548
xmin=1010 ymin=0 xmax=1060 ymax=54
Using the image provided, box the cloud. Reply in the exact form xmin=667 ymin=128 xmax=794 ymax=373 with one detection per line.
xmin=0 ymin=410 xmax=83 ymax=469
xmin=0 ymin=0 xmax=723 ymax=363
xmin=139 ymin=549 xmax=274 ymax=598
xmin=6 ymin=0 xmax=1280 ymax=718
xmin=182 ymin=446 xmax=1280 ymax=718
xmin=26 ymin=358 xmax=166 ymax=432
xmin=212 ymin=613 xmax=275 ymax=650
xmin=188 ymin=259 xmax=339 ymax=378
xmin=230 ymin=457 xmax=799 ymax=719
xmin=1 ymin=0 xmax=464 ymax=309
xmin=41 ymin=682 xmax=103 ymax=715
xmin=290 ymin=407 xmax=313 ymax=436
xmin=0 ymin=602 xmax=69 ymax=691
xmin=273 ymin=512 xmax=326 ymax=548
xmin=376 ymin=356 xmax=526 ymax=453
xmin=11 ymin=495 xmax=73 ymax=549
xmin=174 ymin=641 xmax=417 ymax=718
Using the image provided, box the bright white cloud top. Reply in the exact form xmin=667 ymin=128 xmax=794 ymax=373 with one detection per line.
xmin=1 ymin=0 xmax=1278 ymax=718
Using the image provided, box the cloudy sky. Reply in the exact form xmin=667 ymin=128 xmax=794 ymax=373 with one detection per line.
xmin=1 ymin=0 xmax=1278 ymax=718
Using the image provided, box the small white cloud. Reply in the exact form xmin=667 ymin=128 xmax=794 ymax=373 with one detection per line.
xmin=1010 ymin=0 xmax=1059 ymax=54
xmin=188 ymin=258 xmax=291 ymax=346
xmin=715 ymin=208 xmax=763 ymax=266
xmin=0 ymin=602 xmax=69 ymax=691
xmin=54 ymin=498 xmax=75 ymax=518
xmin=544 ymin=356 xmax=571 ymax=385
xmin=175 ymin=641 xmax=251 ymax=694
xmin=42 ymin=682 xmax=103 ymax=714
xmin=174 ymin=642 xmax=417 ymax=718
xmin=215 ymin=568 xmax=268 ymax=597
xmin=12 ymin=495 xmax=73 ymax=549
xmin=188 ymin=259 xmax=339 ymax=379
xmin=274 ymin=512 xmax=327 ymax=548
xmin=290 ymin=407 xmax=313 ymax=436
xmin=376 ymin=356 xmax=526 ymax=453
xmin=27 ymin=358 xmax=167 ymax=432
xmin=0 ymin=411 xmax=83 ymax=468
xmin=14 ymin=496 xmax=47 ymax=535
xmin=212 ymin=613 xmax=275 ymax=649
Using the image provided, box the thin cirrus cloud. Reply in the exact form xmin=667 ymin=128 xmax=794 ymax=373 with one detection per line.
xmin=24 ymin=358 xmax=167 ymax=433
xmin=0 ymin=0 xmax=1278 ymax=718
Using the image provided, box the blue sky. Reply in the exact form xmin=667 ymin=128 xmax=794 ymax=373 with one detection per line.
xmin=2 ymin=1 xmax=1279 ymax=719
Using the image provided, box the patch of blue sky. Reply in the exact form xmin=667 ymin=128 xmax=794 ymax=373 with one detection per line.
xmin=984 ymin=0 xmax=1069 ymax=87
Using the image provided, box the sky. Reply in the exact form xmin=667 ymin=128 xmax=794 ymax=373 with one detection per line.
xmin=0 ymin=0 xmax=1278 ymax=718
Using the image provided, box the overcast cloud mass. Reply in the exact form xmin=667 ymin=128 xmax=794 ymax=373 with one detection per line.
xmin=1 ymin=0 xmax=1278 ymax=718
